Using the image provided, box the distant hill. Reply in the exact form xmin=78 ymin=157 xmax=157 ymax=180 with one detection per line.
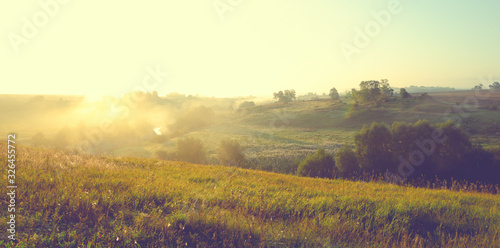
xmin=393 ymin=86 xmax=456 ymax=93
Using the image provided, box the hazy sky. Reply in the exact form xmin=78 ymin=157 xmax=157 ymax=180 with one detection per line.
xmin=1 ymin=1 xmax=499 ymax=98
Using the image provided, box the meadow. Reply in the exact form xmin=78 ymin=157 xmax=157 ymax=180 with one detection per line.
xmin=1 ymin=143 xmax=499 ymax=247
xmin=1 ymin=90 xmax=500 ymax=247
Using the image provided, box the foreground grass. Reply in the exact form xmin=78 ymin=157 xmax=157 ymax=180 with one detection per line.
xmin=1 ymin=144 xmax=500 ymax=247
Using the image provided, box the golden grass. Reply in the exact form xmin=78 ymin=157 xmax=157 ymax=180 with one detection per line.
xmin=1 ymin=143 xmax=499 ymax=247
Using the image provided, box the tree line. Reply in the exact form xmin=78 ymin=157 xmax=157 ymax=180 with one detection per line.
xmin=297 ymin=120 xmax=500 ymax=185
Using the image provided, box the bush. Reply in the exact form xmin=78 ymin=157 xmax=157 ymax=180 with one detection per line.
xmin=176 ymin=137 xmax=206 ymax=164
xmin=351 ymin=119 xmax=489 ymax=180
xmin=354 ymin=122 xmax=395 ymax=172
xmin=400 ymin=88 xmax=411 ymax=98
xmin=218 ymin=139 xmax=245 ymax=166
xmin=154 ymin=150 xmax=176 ymax=160
xmin=418 ymin=92 xmax=432 ymax=100
xmin=334 ymin=145 xmax=359 ymax=173
xmin=297 ymin=148 xmax=335 ymax=178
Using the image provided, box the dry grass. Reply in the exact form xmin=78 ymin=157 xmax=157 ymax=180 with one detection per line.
xmin=1 ymin=143 xmax=499 ymax=247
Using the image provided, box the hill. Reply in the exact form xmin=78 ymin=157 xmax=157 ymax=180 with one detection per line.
xmin=1 ymin=143 xmax=499 ymax=247
xmin=1 ymin=90 xmax=499 ymax=176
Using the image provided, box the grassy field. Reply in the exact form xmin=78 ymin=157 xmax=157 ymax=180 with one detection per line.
xmin=2 ymin=143 xmax=500 ymax=247
xmin=1 ymin=91 xmax=499 ymax=175
xmin=145 ymin=90 xmax=500 ymax=173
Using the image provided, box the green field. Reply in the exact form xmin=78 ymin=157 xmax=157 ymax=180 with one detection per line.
xmin=1 ymin=91 xmax=500 ymax=246
xmin=1 ymin=143 xmax=499 ymax=247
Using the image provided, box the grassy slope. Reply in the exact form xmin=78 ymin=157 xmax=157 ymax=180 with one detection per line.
xmin=1 ymin=143 xmax=499 ymax=247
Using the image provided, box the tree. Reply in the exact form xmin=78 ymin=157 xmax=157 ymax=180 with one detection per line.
xmin=329 ymin=87 xmax=339 ymax=100
xmin=379 ymin=79 xmax=393 ymax=101
xmin=273 ymin=90 xmax=296 ymax=103
xmin=490 ymin=82 xmax=500 ymax=90
xmin=391 ymin=120 xmax=435 ymax=175
xmin=400 ymin=88 xmax=411 ymax=98
xmin=352 ymin=79 xmax=393 ymax=104
xmin=273 ymin=89 xmax=296 ymax=103
xmin=354 ymin=122 xmax=396 ymax=172
xmin=473 ymin=84 xmax=483 ymax=91
xmin=218 ymin=139 xmax=245 ymax=166
xmin=431 ymin=120 xmax=472 ymax=176
xmin=285 ymin=89 xmax=296 ymax=101
xmin=297 ymin=148 xmax=335 ymax=178
xmin=176 ymin=137 xmax=206 ymax=164
xmin=273 ymin=90 xmax=284 ymax=101
xmin=334 ymin=145 xmax=359 ymax=173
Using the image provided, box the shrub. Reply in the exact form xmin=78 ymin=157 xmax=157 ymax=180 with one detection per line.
xmin=354 ymin=122 xmax=395 ymax=172
xmin=431 ymin=120 xmax=472 ymax=176
xmin=334 ymin=145 xmax=359 ymax=173
xmin=154 ymin=150 xmax=176 ymax=160
xmin=218 ymin=139 xmax=245 ymax=166
xmin=176 ymin=137 xmax=206 ymax=164
xmin=418 ymin=92 xmax=431 ymax=100
xmin=400 ymin=88 xmax=411 ymax=98
xmin=297 ymin=148 xmax=335 ymax=178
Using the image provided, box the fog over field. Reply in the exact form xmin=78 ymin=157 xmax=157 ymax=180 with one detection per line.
xmin=1 ymin=1 xmax=500 ymax=247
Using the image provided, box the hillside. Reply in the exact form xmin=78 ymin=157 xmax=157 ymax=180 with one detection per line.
xmin=2 ymin=143 xmax=499 ymax=247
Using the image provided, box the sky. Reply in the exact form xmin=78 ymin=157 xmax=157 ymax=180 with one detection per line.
xmin=1 ymin=1 xmax=499 ymax=98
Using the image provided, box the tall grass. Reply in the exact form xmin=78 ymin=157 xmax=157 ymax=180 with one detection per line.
xmin=1 ymin=143 xmax=499 ymax=247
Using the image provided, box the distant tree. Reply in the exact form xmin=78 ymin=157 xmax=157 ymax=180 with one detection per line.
xmin=284 ymin=89 xmax=296 ymax=101
xmin=489 ymin=82 xmax=500 ymax=90
xmin=400 ymin=88 xmax=411 ymax=98
xmin=352 ymin=79 xmax=393 ymax=104
xmin=379 ymin=79 xmax=393 ymax=101
xmin=334 ymin=145 xmax=359 ymax=173
xmin=273 ymin=89 xmax=296 ymax=103
xmin=176 ymin=137 xmax=206 ymax=164
xmin=297 ymin=148 xmax=335 ymax=178
xmin=273 ymin=91 xmax=284 ymax=101
xmin=473 ymin=84 xmax=483 ymax=91
xmin=329 ymin=87 xmax=339 ymax=100
xmin=218 ymin=139 xmax=245 ymax=166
